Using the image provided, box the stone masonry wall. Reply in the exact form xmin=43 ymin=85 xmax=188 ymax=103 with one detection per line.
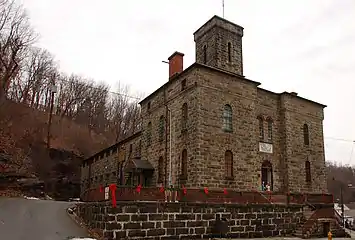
xmin=140 ymin=68 xmax=199 ymax=187
xmin=76 ymin=201 xmax=303 ymax=240
xmin=256 ymin=89 xmax=285 ymax=192
xmin=280 ymin=93 xmax=326 ymax=193
xmin=194 ymin=16 xmax=244 ymax=76
xmin=80 ymin=133 xmax=142 ymax=196
xmin=194 ymin=67 xmax=260 ymax=190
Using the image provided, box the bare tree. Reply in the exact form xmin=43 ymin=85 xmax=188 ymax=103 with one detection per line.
xmin=56 ymin=74 xmax=90 ymax=118
xmin=12 ymin=47 xmax=56 ymax=108
xmin=0 ymin=0 xmax=37 ymax=104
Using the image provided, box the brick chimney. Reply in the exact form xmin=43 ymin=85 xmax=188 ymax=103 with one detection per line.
xmin=168 ymin=51 xmax=184 ymax=79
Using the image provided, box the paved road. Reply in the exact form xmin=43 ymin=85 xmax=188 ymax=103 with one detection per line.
xmin=0 ymin=197 xmax=90 ymax=240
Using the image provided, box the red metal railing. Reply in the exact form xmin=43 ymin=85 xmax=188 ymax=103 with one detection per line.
xmin=80 ymin=186 xmax=334 ymax=205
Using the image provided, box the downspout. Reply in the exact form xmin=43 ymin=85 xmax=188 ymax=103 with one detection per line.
xmin=169 ymin=109 xmax=172 ymax=187
xmin=164 ymin=85 xmax=169 ymax=187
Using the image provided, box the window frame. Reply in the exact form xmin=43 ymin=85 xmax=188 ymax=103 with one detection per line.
xmin=158 ymin=115 xmax=165 ymax=141
xmin=147 ymin=122 xmax=152 ymax=146
xmin=305 ymin=160 xmax=311 ymax=183
xmin=267 ymin=118 xmax=273 ymax=141
xmin=228 ymin=42 xmax=232 ymax=62
xmin=222 ymin=104 xmax=233 ymax=132
xmin=181 ymin=149 xmax=188 ymax=179
xmin=182 ymin=103 xmax=188 ymax=131
xmin=158 ymin=157 xmax=164 ymax=183
xmin=225 ymin=150 xmax=233 ymax=179
xmin=303 ymin=124 xmax=310 ymax=146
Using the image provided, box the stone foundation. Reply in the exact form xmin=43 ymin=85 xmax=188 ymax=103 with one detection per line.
xmin=76 ymin=201 xmax=303 ymax=239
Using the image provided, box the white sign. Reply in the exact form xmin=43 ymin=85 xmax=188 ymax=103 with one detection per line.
xmin=104 ymin=187 xmax=109 ymax=200
xmin=259 ymin=142 xmax=273 ymax=154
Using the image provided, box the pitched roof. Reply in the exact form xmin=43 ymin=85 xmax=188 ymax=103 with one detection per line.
xmin=125 ymin=157 xmax=154 ymax=171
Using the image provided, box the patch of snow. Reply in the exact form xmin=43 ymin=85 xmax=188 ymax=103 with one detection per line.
xmin=45 ymin=194 xmax=53 ymax=200
xmin=69 ymin=238 xmax=96 ymax=240
xmin=24 ymin=196 xmax=40 ymax=200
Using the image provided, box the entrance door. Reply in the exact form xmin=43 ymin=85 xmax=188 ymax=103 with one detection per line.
xmin=323 ymin=222 xmax=330 ymax=237
xmin=261 ymin=160 xmax=273 ymax=191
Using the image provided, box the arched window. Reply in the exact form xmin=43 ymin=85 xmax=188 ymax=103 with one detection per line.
xmin=158 ymin=157 xmax=164 ymax=183
xmin=303 ymin=124 xmax=309 ymax=146
xmin=203 ymin=45 xmax=207 ymax=64
xmin=181 ymin=149 xmax=187 ymax=178
xmin=223 ymin=104 xmax=233 ymax=132
xmin=305 ymin=160 xmax=311 ymax=183
xmin=228 ymin=42 xmax=232 ymax=62
xmin=147 ymin=122 xmax=152 ymax=146
xmin=267 ymin=118 xmax=273 ymax=141
xmin=158 ymin=115 xmax=165 ymax=141
xmin=182 ymin=103 xmax=188 ymax=131
xmin=225 ymin=150 xmax=233 ymax=178
xmin=258 ymin=116 xmax=264 ymax=140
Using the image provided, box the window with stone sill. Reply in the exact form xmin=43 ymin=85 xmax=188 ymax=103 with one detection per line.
xmin=225 ymin=150 xmax=233 ymax=179
xmin=305 ymin=160 xmax=311 ymax=183
xmin=267 ymin=118 xmax=273 ymax=142
xmin=222 ymin=104 xmax=233 ymax=132
xmin=158 ymin=156 xmax=164 ymax=183
xmin=181 ymin=79 xmax=187 ymax=91
xmin=181 ymin=149 xmax=188 ymax=179
xmin=181 ymin=103 xmax=188 ymax=132
xmin=303 ymin=124 xmax=310 ymax=146
xmin=258 ymin=116 xmax=264 ymax=140
xmin=147 ymin=122 xmax=152 ymax=146
xmin=147 ymin=101 xmax=151 ymax=112
xmin=158 ymin=115 xmax=165 ymax=141
xmin=228 ymin=42 xmax=232 ymax=62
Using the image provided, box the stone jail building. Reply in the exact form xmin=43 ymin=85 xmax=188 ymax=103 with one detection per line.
xmin=81 ymin=15 xmax=327 ymax=195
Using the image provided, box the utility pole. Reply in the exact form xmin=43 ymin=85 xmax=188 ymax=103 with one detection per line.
xmin=222 ymin=0 xmax=225 ymax=18
xmin=47 ymin=83 xmax=57 ymax=149
xmin=341 ymin=185 xmax=345 ymax=227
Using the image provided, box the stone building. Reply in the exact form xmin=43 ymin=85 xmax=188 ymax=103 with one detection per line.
xmin=81 ymin=15 xmax=327 ymax=195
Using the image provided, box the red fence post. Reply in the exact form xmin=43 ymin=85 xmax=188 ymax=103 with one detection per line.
xmin=109 ymin=184 xmax=117 ymax=208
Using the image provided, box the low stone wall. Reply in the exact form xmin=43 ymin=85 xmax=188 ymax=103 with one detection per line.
xmin=76 ymin=201 xmax=303 ymax=240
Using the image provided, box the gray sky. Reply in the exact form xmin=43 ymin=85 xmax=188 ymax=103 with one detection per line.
xmin=21 ymin=0 xmax=355 ymax=165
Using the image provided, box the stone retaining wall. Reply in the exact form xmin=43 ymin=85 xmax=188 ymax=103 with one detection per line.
xmin=76 ymin=201 xmax=303 ymax=239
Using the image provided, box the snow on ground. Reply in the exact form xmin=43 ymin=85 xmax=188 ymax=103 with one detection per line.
xmin=45 ymin=194 xmax=53 ymax=200
xmin=24 ymin=196 xmax=40 ymax=200
xmin=69 ymin=238 xmax=96 ymax=240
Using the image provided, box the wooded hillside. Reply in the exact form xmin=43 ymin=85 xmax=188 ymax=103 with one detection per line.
xmin=0 ymin=0 xmax=141 ymax=198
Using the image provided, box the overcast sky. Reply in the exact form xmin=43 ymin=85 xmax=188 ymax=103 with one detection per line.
xmin=20 ymin=0 xmax=355 ymax=165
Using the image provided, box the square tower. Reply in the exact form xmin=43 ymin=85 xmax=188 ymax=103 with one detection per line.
xmin=194 ymin=15 xmax=244 ymax=76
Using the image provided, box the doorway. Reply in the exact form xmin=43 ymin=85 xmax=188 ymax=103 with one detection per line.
xmin=323 ymin=222 xmax=330 ymax=237
xmin=261 ymin=160 xmax=273 ymax=191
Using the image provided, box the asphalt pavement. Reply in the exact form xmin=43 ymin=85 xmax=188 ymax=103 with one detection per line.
xmin=0 ymin=197 xmax=90 ymax=240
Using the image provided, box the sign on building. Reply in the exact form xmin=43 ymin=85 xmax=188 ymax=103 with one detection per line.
xmin=259 ymin=142 xmax=273 ymax=154
xmin=104 ymin=187 xmax=109 ymax=200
